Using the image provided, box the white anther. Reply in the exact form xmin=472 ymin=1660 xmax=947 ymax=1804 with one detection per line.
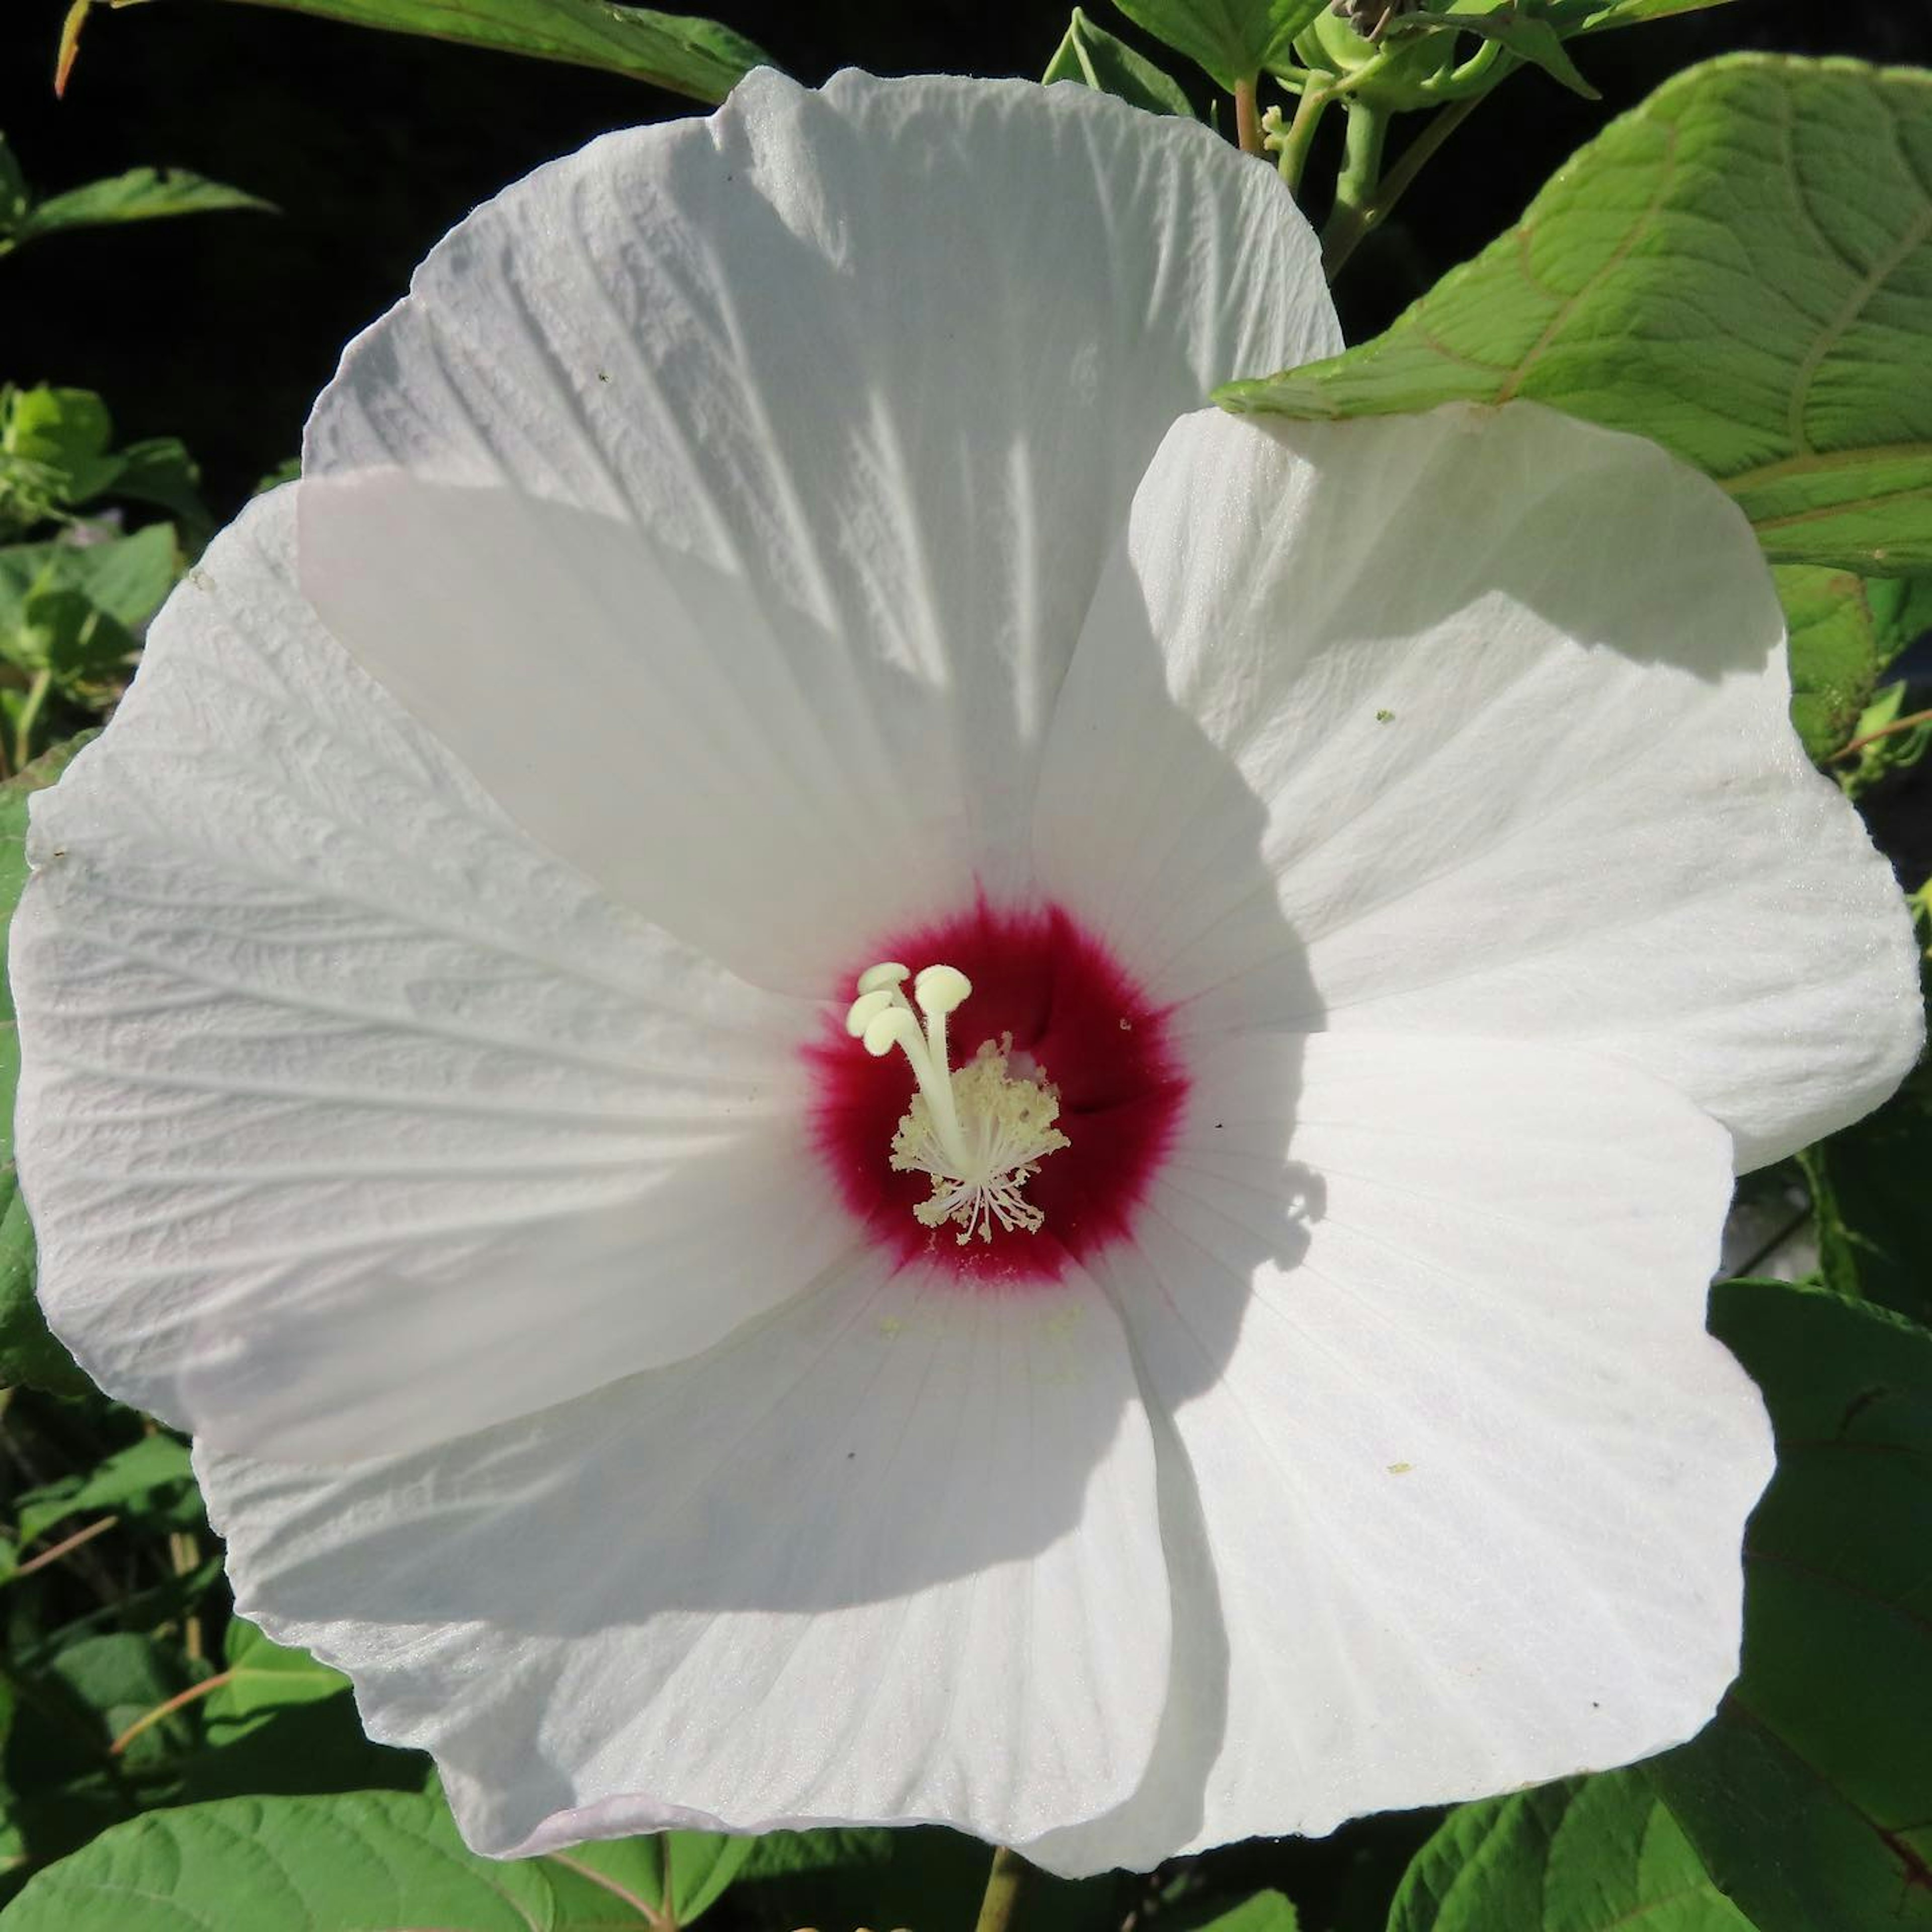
xmin=845 ymin=988 xmax=900 ymax=1037
xmin=862 ymin=1008 xmax=925 ymax=1061
xmin=913 ymin=965 xmax=972 ymax=1017
xmin=857 ymin=962 xmax=912 ymax=995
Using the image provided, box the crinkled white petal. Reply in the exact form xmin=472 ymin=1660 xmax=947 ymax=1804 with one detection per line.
xmin=1034 ymin=403 xmax=1922 ymax=1170
xmin=1027 ymin=1031 xmax=1774 ymax=1875
xmin=11 ymin=489 xmax=847 ymax=1462
xmin=299 ymin=68 xmax=1338 ymax=990
xmin=195 ymin=1254 xmax=1169 ymax=1855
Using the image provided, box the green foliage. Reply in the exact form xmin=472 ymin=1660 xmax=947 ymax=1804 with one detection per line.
xmin=183 ymin=1618 xmax=431 ymax=1801
xmin=3 ymin=1789 xmax=751 ymax=1929
xmin=1649 ymin=1281 xmax=1932 ymax=1932
xmin=1176 ymin=1887 xmax=1300 ymax=1929
xmin=100 ymin=0 xmax=776 ymax=101
xmin=1408 ymin=5 xmax=1599 ymax=99
xmin=0 ymin=738 xmax=94 ymax=1399
xmin=10 ymin=1435 xmax=196 ymax=1556
xmin=1779 ymin=569 xmax=1932 ymax=765
xmin=1108 ymin=0 xmax=1328 ymax=91
xmin=1548 ymin=0 xmax=1742 ymax=30
xmin=1222 ymin=56 xmax=1932 ymax=575
xmin=1389 ymin=1768 xmax=1748 ymax=1929
xmin=1044 ymin=8 xmax=1197 ymax=116
xmin=1803 ymin=901 xmax=1932 ymax=1328
xmin=0 ymin=145 xmax=269 ymax=260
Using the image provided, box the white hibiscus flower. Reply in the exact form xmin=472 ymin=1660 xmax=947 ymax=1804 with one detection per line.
xmin=10 ymin=69 xmax=1920 ymax=1876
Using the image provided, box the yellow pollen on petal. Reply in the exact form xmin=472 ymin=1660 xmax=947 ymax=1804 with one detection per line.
xmin=846 ymin=960 xmax=1070 ymax=1245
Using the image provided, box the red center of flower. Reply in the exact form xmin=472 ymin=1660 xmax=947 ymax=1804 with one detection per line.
xmin=806 ymin=901 xmax=1187 ymax=1289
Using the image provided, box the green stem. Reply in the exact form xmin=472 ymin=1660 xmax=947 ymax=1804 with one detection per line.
xmin=1232 ymin=74 xmax=1263 ymax=156
xmin=1834 ymin=706 xmax=1932 ymax=761
xmin=1321 ymin=92 xmax=1479 ymax=278
xmin=1321 ymin=101 xmax=1390 ymax=278
xmin=1275 ymin=81 xmax=1333 ymax=195
xmin=13 ymin=667 xmax=51 ymax=774
xmin=974 ymin=1846 xmax=1030 ymax=1932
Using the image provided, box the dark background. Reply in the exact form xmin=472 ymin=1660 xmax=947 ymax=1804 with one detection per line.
xmin=2 ymin=0 xmax=1928 ymax=511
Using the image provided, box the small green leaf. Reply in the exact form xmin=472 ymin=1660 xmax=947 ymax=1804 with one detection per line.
xmin=1650 ymin=1281 xmax=1932 ymax=1932
xmin=1552 ymin=0 xmax=1742 ymax=29
xmin=185 ymin=1617 xmax=432 ymax=1801
xmin=187 ymin=0 xmax=771 ymax=101
xmin=1 ymin=388 xmax=120 ymax=507
xmin=1221 ymin=56 xmax=1932 ymax=574
xmin=1779 ymin=567 xmax=1932 ymax=764
xmin=1390 ymin=1767 xmax=1747 ymax=1930
xmin=1422 ymin=6 xmax=1598 ymax=99
xmin=1044 ymin=8 xmax=1197 ymax=117
xmin=17 ymin=168 xmax=273 ymax=245
xmin=4 ymin=1790 xmax=747 ymax=1929
xmin=1110 ymin=0 xmax=1328 ymax=91
xmin=0 ymin=524 xmax=177 ymax=662
xmin=13 ymin=1434 xmax=195 ymax=1550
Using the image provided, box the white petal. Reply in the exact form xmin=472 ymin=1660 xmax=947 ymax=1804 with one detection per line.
xmin=1035 ymin=403 xmax=1921 ymax=1169
xmin=1030 ymin=1030 xmax=1774 ymax=1873
xmin=12 ymin=490 xmax=845 ymax=1462
xmin=300 ymin=70 xmax=1337 ymax=989
xmin=195 ymin=1255 xmax=1169 ymax=1854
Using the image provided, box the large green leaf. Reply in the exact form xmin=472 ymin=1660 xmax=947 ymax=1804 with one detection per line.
xmin=148 ymin=0 xmax=771 ymax=100
xmin=1389 ymin=1768 xmax=1747 ymax=1930
xmin=1650 ymin=1281 xmax=1932 ymax=1932
xmin=1110 ymin=0 xmax=1327 ymax=91
xmin=1044 ymin=8 xmax=1196 ymax=117
xmin=15 ymin=169 xmax=273 ymax=247
xmin=1222 ymin=57 xmax=1932 ymax=574
xmin=4 ymin=1789 xmax=750 ymax=1928
xmin=0 ymin=737 xmax=95 ymax=1398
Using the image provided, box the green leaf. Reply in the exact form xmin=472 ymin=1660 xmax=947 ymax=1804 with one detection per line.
xmin=185 ymin=1617 xmax=432 ymax=1802
xmin=1389 ymin=1767 xmax=1747 ymax=1930
xmin=13 ymin=1434 xmax=195 ymax=1551
xmin=1779 ymin=567 xmax=1932 ymax=763
xmin=0 ymin=523 xmax=177 ymax=660
xmin=1650 ymin=1280 xmax=1932 ymax=1931
xmin=3 ymin=1632 xmax=202 ymax=1895
xmin=0 ymin=737 xmax=95 ymax=1399
xmin=1551 ymin=0 xmax=1742 ymax=30
xmin=1420 ymin=7 xmax=1598 ymax=100
xmin=1 ymin=388 xmax=120 ymax=508
xmin=4 ymin=1789 xmax=749 ymax=1929
xmin=1178 ymin=1888 xmax=1301 ymax=1930
xmin=1221 ymin=56 xmax=1932 ymax=574
xmin=1802 ymin=898 xmax=1932 ymax=1328
xmin=1110 ymin=0 xmax=1328 ymax=91
xmin=109 ymin=440 xmax=212 ymax=546
xmin=184 ymin=0 xmax=771 ymax=101
xmin=1044 ymin=7 xmax=1197 ymax=117
xmin=16 ymin=168 xmax=273 ymax=245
